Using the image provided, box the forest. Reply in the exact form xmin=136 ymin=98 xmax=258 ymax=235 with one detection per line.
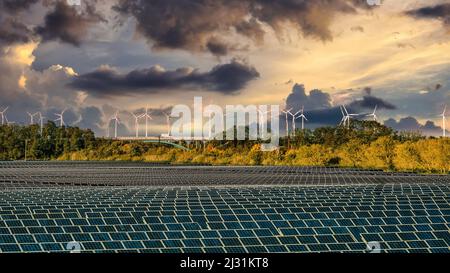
xmin=0 ymin=120 xmax=448 ymax=173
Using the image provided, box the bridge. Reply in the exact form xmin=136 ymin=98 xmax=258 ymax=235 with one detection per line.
xmin=114 ymin=135 xmax=212 ymax=151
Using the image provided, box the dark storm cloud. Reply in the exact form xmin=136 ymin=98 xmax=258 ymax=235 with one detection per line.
xmin=206 ymin=38 xmax=229 ymax=57
xmin=113 ymin=0 xmax=375 ymax=56
xmin=363 ymin=86 xmax=371 ymax=96
xmin=1 ymin=0 xmax=38 ymax=12
xmin=406 ymin=3 xmax=450 ymax=27
xmin=285 ymin=84 xmax=332 ymax=113
xmin=35 ymin=1 xmax=105 ymax=46
xmin=0 ymin=0 xmax=38 ymax=46
xmin=69 ymin=60 xmax=260 ymax=96
xmin=384 ymin=117 xmax=447 ymax=136
xmin=349 ymin=95 xmax=397 ymax=110
xmin=283 ymin=83 xmax=398 ymax=130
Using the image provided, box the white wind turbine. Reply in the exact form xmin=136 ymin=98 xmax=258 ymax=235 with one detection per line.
xmin=54 ymin=109 xmax=67 ymax=127
xmin=440 ymin=105 xmax=447 ymax=137
xmin=341 ymin=105 xmax=358 ymax=128
xmin=367 ymin=105 xmax=378 ymax=121
xmin=0 ymin=106 xmax=9 ymax=125
xmin=27 ymin=111 xmax=38 ymax=125
xmin=35 ymin=112 xmax=45 ymax=135
xmin=142 ymin=107 xmax=153 ymax=138
xmin=162 ymin=111 xmax=173 ymax=137
xmin=131 ymin=112 xmax=144 ymax=138
xmin=110 ymin=111 xmax=120 ymax=139
xmin=295 ymin=106 xmax=308 ymax=131
xmin=340 ymin=106 xmax=348 ymax=126
xmin=282 ymin=108 xmax=293 ymax=136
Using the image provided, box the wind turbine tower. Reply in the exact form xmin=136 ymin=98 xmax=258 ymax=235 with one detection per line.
xmin=142 ymin=107 xmax=153 ymax=138
xmin=340 ymin=106 xmax=348 ymax=127
xmin=110 ymin=111 xmax=120 ymax=139
xmin=131 ymin=112 xmax=144 ymax=138
xmin=54 ymin=109 xmax=66 ymax=127
xmin=341 ymin=105 xmax=358 ymax=128
xmin=0 ymin=107 xmax=8 ymax=125
xmin=27 ymin=112 xmax=38 ymax=125
xmin=295 ymin=106 xmax=308 ymax=131
xmin=282 ymin=108 xmax=293 ymax=136
xmin=367 ymin=105 xmax=378 ymax=121
xmin=162 ymin=111 xmax=173 ymax=137
xmin=35 ymin=112 xmax=45 ymax=135
xmin=440 ymin=105 xmax=447 ymax=137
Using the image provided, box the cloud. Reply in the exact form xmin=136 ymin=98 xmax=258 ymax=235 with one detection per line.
xmin=0 ymin=0 xmax=38 ymax=46
xmin=384 ymin=117 xmax=448 ymax=136
xmin=282 ymin=83 xmax=399 ymax=130
xmin=69 ymin=59 xmax=260 ymax=96
xmin=113 ymin=0 xmax=375 ymax=56
xmin=350 ymin=26 xmax=365 ymax=32
xmin=348 ymin=95 xmax=397 ymax=110
xmin=35 ymin=1 xmax=105 ymax=46
xmin=77 ymin=106 xmax=105 ymax=134
xmin=285 ymin=84 xmax=332 ymax=113
xmin=406 ymin=3 xmax=450 ymax=27
xmin=332 ymin=86 xmax=397 ymax=111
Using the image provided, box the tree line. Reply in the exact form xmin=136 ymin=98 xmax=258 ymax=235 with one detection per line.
xmin=0 ymin=120 xmax=448 ymax=173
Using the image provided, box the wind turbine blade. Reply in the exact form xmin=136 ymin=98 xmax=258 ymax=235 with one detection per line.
xmin=343 ymin=105 xmax=349 ymax=115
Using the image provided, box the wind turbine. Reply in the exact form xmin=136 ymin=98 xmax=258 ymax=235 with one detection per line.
xmin=295 ymin=106 xmax=308 ymax=131
xmin=27 ymin=111 xmax=38 ymax=125
xmin=35 ymin=112 xmax=45 ymax=135
xmin=142 ymin=107 xmax=153 ymax=138
xmin=162 ymin=111 xmax=173 ymax=137
xmin=131 ymin=112 xmax=144 ymax=138
xmin=367 ymin=105 xmax=378 ymax=121
xmin=0 ymin=107 xmax=9 ymax=125
xmin=54 ymin=109 xmax=67 ymax=127
xmin=110 ymin=111 xmax=120 ymax=139
xmin=340 ymin=106 xmax=348 ymax=126
xmin=282 ymin=108 xmax=293 ymax=136
xmin=440 ymin=105 xmax=447 ymax=137
xmin=341 ymin=105 xmax=358 ymax=128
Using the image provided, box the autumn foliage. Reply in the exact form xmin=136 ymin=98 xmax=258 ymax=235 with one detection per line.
xmin=1 ymin=120 xmax=448 ymax=173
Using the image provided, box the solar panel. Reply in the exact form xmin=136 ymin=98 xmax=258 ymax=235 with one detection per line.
xmin=0 ymin=161 xmax=448 ymax=253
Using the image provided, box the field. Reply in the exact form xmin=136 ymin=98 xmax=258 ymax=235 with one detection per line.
xmin=0 ymin=162 xmax=449 ymax=253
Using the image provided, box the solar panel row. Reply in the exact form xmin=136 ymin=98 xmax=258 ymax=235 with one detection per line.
xmin=0 ymin=184 xmax=449 ymax=253
xmin=0 ymin=162 xmax=448 ymax=187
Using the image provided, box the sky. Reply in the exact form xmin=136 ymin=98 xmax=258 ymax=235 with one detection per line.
xmin=0 ymin=0 xmax=449 ymax=136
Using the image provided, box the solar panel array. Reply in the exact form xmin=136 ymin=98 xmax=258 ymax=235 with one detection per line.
xmin=0 ymin=162 xmax=449 ymax=253
xmin=1 ymin=161 xmax=448 ymax=187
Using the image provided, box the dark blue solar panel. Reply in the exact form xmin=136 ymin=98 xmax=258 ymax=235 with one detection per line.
xmin=0 ymin=162 xmax=448 ymax=253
